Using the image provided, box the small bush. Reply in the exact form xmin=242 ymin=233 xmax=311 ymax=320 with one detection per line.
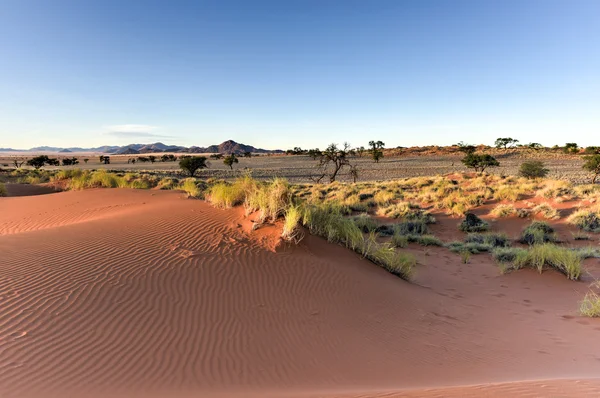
xmin=458 ymin=213 xmax=489 ymax=233
xmin=567 ymin=208 xmax=600 ymax=232
xmin=580 ymin=292 xmax=600 ymax=317
xmin=447 ymin=241 xmax=492 ymax=254
xmin=492 ymin=247 xmax=527 ymax=263
xmin=395 ymin=220 xmax=429 ymax=235
xmin=520 ymin=221 xmax=557 ymax=245
xmin=519 ymin=161 xmax=549 ymax=179
xmin=0 ymin=182 xmax=7 ymax=197
xmin=391 ymin=234 xmax=409 ymax=248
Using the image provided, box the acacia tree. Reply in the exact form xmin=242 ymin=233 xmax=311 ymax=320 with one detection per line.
xmin=369 ymin=140 xmax=385 ymax=163
xmin=565 ymin=143 xmax=579 ymax=154
xmin=495 ymin=137 xmax=519 ymax=149
xmin=26 ymin=155 xmax=51 ymax=169
xmin=461 ymin=153 xmax=500 ymax=173
xmin=583 ymin=155 xmax=600 ymax=183
xmin=223 ymin=154 xmax=239 ymax=170
xmin=355 ymin=146 xmax=366 ymax=157
xmin=307 ymin=148 xmax=322 ymax=160
xmin=179 ymin=156 xmax=208 ymax=177
xmin=313 ymin=142 xmax=352 ymax=183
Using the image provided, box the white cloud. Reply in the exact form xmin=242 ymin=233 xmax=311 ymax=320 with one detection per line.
xmin=103 ymin=124 xmax=171 ymax=138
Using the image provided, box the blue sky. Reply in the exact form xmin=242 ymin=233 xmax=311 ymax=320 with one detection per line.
xmin=1 ymin=0 xmax=599 ymax=150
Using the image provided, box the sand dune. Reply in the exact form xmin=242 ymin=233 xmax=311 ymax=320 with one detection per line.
xmin=1 ymin=189 xmax=600 ymax=397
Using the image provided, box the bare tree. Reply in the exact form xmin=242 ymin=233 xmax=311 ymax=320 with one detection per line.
xmin=312 ymin=142 xmax=352 ymax=183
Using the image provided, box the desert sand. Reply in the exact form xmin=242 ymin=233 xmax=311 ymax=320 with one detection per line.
xmin=1 ymin=188 xmax=600 ymax=397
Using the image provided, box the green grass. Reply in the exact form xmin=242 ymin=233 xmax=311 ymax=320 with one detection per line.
xmin=395 ymin=220 xmax=429 ymax=235
xmin=500 ymin=244 xmax=582 ymax=280
xmin=391 ymin=233 xmax=443 ymax=247
xmin=207 ymin=181 xmax=247 ymax=208
xmin=353 ymin=213 xmax=378 ymax=233
xmin=0 ymin=182 xmax=6 ymax=197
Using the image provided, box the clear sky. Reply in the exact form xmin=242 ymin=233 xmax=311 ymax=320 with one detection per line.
xmin=1 ymin=0 xmax=599 ymax=150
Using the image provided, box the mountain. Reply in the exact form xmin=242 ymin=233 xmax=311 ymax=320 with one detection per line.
xmin=0 ymin=140 xmax=283 ymax=155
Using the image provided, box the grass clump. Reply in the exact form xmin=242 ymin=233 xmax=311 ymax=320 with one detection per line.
xmin=392 ymin=233 xmax=443 ymax=247
xmin=458 ymin=213 xmax=489 ymax=233
xmin=531 ymin=203 xmax=560 ymax=219
xmin=501 ymin=244 xmax=582 ymax=280
xmin=490 ymin=204 xmax=516 ymax=218
xmin=0 ymin=182 xmax=6 ymax=197
xmin=281 ymin=205 xmax=303 ymax=242
xmin=520 ymin=221 xmax=557 ymax=245
xmin=157 ymin=177 xmax=179 ymax=190
xmin=580 ymin=291 xmax=600 ymax=317
xmin=492 ymin=247 xmax=527 ymax=263
xmin=395 ymin=220 xmax=429 ymax=235
xmin=567 ymin=207 xmax=600 ymax=233
xmin=207 ymin=181 xmax=246 ymax=208
xmin=353 ymin=213 xmax=378 ymax=233
xmin=180 ymin=178 xmax=203 ymax=198
xmin=244 ymin=178 xmax=293 ymax=223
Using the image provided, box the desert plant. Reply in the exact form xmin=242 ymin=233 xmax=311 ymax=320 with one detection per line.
xmin=460 ymin=250 xmax=471 ymax=264
xmin=582 ymin=155 xmax=600 ymax=184
xmin=492 ymin=247 xmax=527 ymax=263
xmin=353 ymin=213 xmax=378 ymax=233
xmin=505 ymin=244 xmax=581 ymax=280
xmin=461 ymin=153 xmax=500 ymax=173
xmin=281 ymin=205 xmax=303 ymax=242
xmin=490 ymin=204 xmax=516 ymax=218
xmin=495 ymin=137 xmax=519 ymax=149
xmin=567 ymin=207 xmax=600 ymax=232
xmin=26 ymin=155 xmax=51 ymax=169
xmin=180 ymin=178 xmax=203 ymax=197
xmin=223 ymin=154 xmax=239 ymax=170
xmin=520 ymin=221 xmax=557 ymax=245
xmin=207 ymin=182 xmax=246 ymax=208
xmin=369 ymin=140 xmax=385 ymax=163
xmin=519 ymin=161 xmax=549 ymax=179
xmin=465 ymin=232 xmax=511 ymax=248
xmin=395 ymin=220 xmax=429 ymax=236
xmin=458 ymin=213 xmax=489 ymax=233
xmin=312 ymin=143 xmax=352 ymax=183
xmin=179 ymin=156 xmax=208 ymax=177
xmin=531 ymin=203 xmax=560 ymax=219
xmin=580 ymin=291 xmax=600 ymax=317
xmin=564 ymin=142 xmax=579 ymax=154
xmin=0 ymin=182 xmax=7 ymax=197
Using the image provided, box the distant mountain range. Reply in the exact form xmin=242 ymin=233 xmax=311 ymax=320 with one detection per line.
xmin=0 ymin=140 xmax=283 ymax=155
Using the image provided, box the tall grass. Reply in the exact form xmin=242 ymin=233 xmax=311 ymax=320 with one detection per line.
xmin=180 ymin=178 xmax=203 ymax=197
xmin=567 ymin=207 xmax=600 ymax=233
xmin=499 ymin=244 xmax=581 ymax=280
xmin=580 ymin=291 xmax=600 ymax=317
xmin=281 ymin=205 xmax=303 ymax=242
xmin=0 ymin=182 xmax=7 ymax=197
xmin=207 ymin=181 xmax=247 ymax=208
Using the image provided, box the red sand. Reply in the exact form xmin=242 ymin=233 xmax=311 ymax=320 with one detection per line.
xmin=1 ymin=188 xmax=600 ymax=397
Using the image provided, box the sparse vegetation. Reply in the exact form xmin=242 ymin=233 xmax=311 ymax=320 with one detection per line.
xmin=520 ymin=221 xmax=557 ymax=245
xmin=0 ymin=182 xmax=7 ymax=197
xmin=582 ymin=155 xmax=600 ymax=184
xmin=461 ymin=153 xmax=500 ymax=173
xmin=567 ymin=207 xmax=600 ymax=233
xmin=580 ymin=291 xmax=600 ymax=317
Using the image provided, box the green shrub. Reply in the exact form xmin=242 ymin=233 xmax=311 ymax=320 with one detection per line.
xmin=520 ymin=221 xmax=557 ymax=245
xmin=395 ymin=220 xmax=429 ymax=235
xmin=458 ymin=213 xmax=489 ymax=233
xmin=0 ymin=182 xmax=6 ymax=197
xmin=492 ymin=247 xmax=527 ymax=263
xmin=567 ymin=208 xmax=600 ymax=233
